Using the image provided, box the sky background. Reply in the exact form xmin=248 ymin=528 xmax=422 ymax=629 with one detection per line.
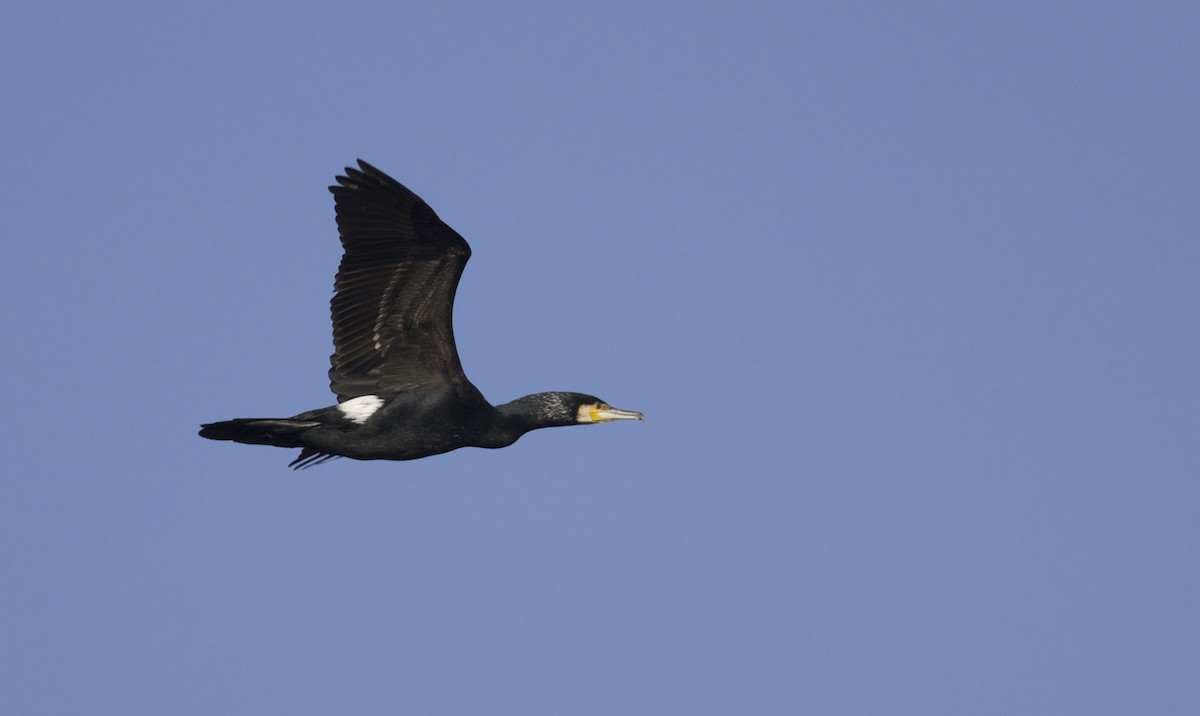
xmin=2 ymin=2 xmax=1198 ymax=713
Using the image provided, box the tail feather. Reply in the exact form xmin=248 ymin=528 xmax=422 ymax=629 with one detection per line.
xmin=199 ymin=418 xmax=319 ymax=448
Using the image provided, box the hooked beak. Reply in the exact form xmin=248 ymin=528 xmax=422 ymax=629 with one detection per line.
xmin=590 ymin=404 xmax=644 ymax=423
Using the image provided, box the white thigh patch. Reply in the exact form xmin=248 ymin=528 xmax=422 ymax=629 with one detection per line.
xmin=337 ymin=395 xmax=384 ymax=424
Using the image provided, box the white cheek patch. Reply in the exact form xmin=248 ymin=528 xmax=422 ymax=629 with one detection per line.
xmin=337 ymin=395 xmax=384 ymax=424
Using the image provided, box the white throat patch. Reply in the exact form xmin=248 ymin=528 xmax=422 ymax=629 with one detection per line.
xmin=337 ymin=395 xmax=384 ymax=424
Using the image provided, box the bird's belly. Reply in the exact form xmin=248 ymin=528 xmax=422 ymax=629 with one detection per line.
xmin=315 ymin=408 xmax=476 ymax=461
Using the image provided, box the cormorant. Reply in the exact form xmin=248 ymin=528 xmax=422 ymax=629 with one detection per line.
xmin=200 ymin=160 xmax=642 ymax=468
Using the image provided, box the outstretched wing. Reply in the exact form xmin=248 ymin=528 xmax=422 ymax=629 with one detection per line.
xmin=326 ymin=160 xmax=472 ymax=402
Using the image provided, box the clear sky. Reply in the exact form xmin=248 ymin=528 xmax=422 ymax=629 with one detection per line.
xmin=3 ymin=2 xmax=1197 ymax=714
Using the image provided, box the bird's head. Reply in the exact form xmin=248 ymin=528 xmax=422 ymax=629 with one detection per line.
xmin=571 ymin=395 xmax=645 ymax=424
xmin=498 ymin=392 xmax=643 ymax=428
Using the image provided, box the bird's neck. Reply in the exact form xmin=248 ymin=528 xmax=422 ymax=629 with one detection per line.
xmin=472 ymin=393 xmax=575 ymax=448
xmin=497 ymin=393 xmax=577 ymax=427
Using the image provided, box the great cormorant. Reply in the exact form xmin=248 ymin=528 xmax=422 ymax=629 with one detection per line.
xmin=200 ymin=160 xmax=642 ymax=468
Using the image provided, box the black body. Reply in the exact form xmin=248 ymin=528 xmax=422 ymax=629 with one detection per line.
xmin=200 ymin=161 xmax=639 ymax=468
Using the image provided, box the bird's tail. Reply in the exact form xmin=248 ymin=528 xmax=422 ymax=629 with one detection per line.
xmin=198 ymin=418 xmax=319 ymax=448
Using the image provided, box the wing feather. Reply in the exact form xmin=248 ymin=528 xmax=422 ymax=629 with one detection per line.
xmin=326 ymin=160 xmax=472 ymax=401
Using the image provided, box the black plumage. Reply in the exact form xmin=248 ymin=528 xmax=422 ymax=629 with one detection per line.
xmin=200 ymin=160 xmax=641 ymax=468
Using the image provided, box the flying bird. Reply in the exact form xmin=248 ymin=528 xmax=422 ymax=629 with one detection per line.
xmin=200 ymin=160 xmax=642 ymax=468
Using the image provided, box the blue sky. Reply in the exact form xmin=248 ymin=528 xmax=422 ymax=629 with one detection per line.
xmin=3 ymin=2 xmax=1198 ymax=713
